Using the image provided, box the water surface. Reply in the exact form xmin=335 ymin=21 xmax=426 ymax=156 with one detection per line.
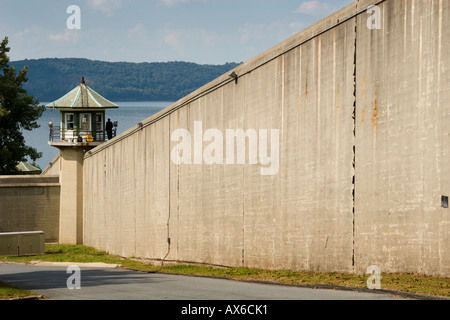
xmin=23 ymin=101 xmax=173 ymax=170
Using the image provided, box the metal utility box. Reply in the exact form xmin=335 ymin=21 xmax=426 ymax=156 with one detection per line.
xmin=0 ymin=231 xmax=45 ymax=256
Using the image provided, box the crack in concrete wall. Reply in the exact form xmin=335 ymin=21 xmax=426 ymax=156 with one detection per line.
xmin=81 ymin=0 xmax=449 ymax=276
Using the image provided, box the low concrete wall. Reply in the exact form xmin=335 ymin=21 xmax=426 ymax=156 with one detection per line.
xmin=83 ymin=0 xmax=450 ymax=276
xmin=0 ymin=176 xmax=60 ymax=243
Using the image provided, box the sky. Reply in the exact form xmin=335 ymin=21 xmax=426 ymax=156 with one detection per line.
xmin=1 ymin=0 xmax=353 ymax=65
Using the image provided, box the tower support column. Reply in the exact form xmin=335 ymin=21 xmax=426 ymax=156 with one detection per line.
xmin=58 ymin=147 xmax=85 ymax=245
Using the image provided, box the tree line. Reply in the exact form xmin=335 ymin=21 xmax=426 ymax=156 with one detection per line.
xmin=1 ymin=40 xmax=240 ymax=174
xmin=11 ymin=58 xmax=241 ymax=102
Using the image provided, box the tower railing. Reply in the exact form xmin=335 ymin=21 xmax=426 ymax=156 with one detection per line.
xmin=49 ymin=126 xmax=117 ymax=143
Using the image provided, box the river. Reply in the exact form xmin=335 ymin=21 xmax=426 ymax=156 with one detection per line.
xmin=23 ymin=101 xmax=173 ymax=170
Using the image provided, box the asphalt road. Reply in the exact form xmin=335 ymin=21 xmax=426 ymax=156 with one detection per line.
xmin=0 ymin=262 xmax=406 ymax=301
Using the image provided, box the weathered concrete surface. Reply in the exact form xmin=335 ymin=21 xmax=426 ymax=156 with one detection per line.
xmin=354 ymin=0 xmax=450 ymax=276
xmin=83 ymin=0 xmax=450 ymax=276
xmin=0 ymin=176 xmax=60 ymax=243
xmin=59 ymin=148 xmax=84 ymax=245
xmin=42 ymin=153 xmax=61 ymax=176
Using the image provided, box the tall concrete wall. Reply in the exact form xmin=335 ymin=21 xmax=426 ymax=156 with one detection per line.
xmin=83 ymin=0 xmax=450 ymax=276
xmin=354 ymin=0 xmax=450 ymax=276
xmin=0 ymin=176 xmax=60 ymax=243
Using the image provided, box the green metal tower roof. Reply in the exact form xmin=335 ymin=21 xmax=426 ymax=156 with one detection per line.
xmin=46 ymin=77 xmax=119 ymax=110
xmin=16 ymin=161 xmax=41 ymax=174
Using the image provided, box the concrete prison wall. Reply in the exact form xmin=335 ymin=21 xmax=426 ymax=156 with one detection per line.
xmin=83 ymin=0 xmax=449 ymax=276
xmin=354 ymin=0 xmax=450 ymax=276
xmin=0 ymin=176 xmax=60 ymax=243
xmin=42 ymin=154 xmax=61 ymax=177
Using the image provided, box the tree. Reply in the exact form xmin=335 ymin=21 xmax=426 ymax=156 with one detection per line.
xmin=0 ymin=37 xmax=45 ymax=175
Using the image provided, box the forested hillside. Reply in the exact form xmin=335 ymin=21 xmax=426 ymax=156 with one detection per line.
xmin=11 ymin=58 xmax=240 ymax=102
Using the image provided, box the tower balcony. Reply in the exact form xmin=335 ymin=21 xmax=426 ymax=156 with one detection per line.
xmin=48 ymin=126 xmax=116 ymax=148
xmin=45 ymin=77 xmax=119 ymax=150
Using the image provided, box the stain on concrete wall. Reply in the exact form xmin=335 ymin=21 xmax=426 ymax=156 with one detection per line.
xmin=355 ymin=0 xmax=450 ymax=276
xmin=83 ymin=0 xmax=449 ymax=276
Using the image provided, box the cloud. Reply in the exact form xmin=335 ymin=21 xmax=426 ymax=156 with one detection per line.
xmin=88 ymin=0 xmax=122 ymax=16
xmin=163 ymin=29 xmax=182 ymax=49
xmin=294 ymin=0 xmax=330 ymax=15
xmin=15 ymin=25 xmax=45 ymax=40
xmin=239 ymin=21 xmax=287 ymax=45
xmin=157 ymin=26 xmax=224 ymax=60
xmin=127 ymin=24 xmax=146 ymax=39
xmin=160 ymin=0 xmax=209 ymax=7
xmin=49 ymin=29 xmax=80 ymax=43
xmin=161 ymin=0 xmax=188 ymax=6
xmin=236 ymin=21 xmax=298 ymax=61
xmin=289 ymin=21 xmax=307 ymax=31
xmin=161 ymin=27 xmax=221 ymax=47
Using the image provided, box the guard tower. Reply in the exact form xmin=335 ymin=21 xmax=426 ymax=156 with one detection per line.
xmin=47 ymin=77 xmax=118 ymax=244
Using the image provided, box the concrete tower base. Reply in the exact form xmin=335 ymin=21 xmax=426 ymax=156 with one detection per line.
xmin=58 ymin=147 xmax=85 ymax=245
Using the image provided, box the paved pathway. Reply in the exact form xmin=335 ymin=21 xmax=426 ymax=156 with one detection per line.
xmin=0 ymin=262 xmax=402 ymax=301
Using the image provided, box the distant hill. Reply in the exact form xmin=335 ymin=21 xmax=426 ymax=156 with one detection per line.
xmin=11 ymin=58 xmax=241 ymax=103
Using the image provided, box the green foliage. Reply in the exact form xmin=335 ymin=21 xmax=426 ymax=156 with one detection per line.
xmin=11 ymin=58 xmax=241 ymax=102
xmin=0 ymin=282 xmax=37 ymax=300
xmin=0 ymin=37 xmax=45 ymax=175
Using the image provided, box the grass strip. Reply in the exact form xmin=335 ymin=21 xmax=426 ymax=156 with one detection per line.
xmin=0 ymin=281 xmax=38 ymax=300
xmin=2 ymin=244 xmax=449 ymax=299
